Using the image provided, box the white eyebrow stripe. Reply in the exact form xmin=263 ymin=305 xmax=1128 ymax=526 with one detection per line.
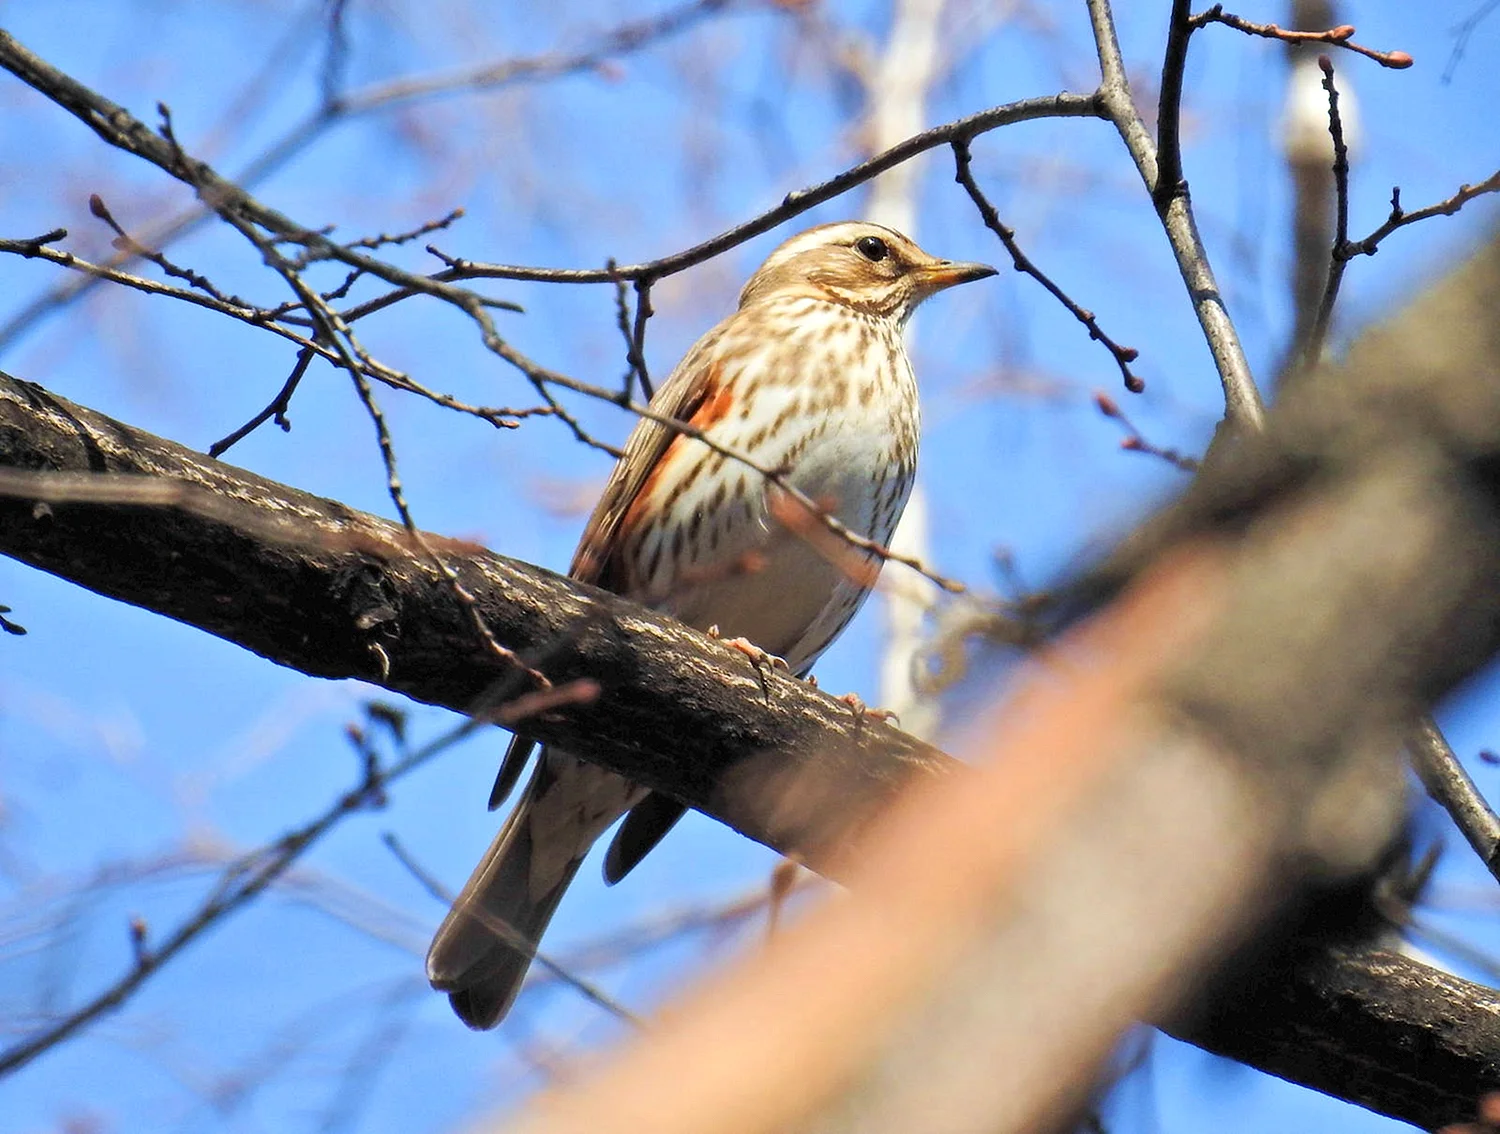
xmin=753 ymin=221 xmax=906 ymax=276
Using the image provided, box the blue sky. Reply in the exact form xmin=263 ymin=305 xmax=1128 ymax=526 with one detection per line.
xmin=1 ymin=2 xmax=1497 ymax=1132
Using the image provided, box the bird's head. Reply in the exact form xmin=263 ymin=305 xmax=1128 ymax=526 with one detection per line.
xmin=738 ymin=221 xmax=996 ymax=323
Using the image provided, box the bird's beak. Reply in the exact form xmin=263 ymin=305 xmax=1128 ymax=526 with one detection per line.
xmin=914 ymin=258 xmax=998 ymax=292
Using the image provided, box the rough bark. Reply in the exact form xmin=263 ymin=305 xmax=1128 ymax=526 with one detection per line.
xmin=1179 ymin=944 xmax=1500 ymax=1128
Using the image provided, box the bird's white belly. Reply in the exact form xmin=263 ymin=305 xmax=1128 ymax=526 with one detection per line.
xmin=650 ymin=392 xmax=915 ymax=674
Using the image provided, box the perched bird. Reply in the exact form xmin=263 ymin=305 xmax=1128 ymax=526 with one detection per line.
xmin=427 ymin=221 xmax=995 ymax=1028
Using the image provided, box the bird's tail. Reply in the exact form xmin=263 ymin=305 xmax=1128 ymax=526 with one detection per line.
xmin=425 ymin=775 xmax=582 ymax=1030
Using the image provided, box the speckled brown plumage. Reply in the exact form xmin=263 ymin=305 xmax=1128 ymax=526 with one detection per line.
xmin=426 ymin=221 xmax=995 ymax=1030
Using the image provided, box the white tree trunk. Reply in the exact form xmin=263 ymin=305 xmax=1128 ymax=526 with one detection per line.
xmin=865 ymin=0 xmax=947 ymax=741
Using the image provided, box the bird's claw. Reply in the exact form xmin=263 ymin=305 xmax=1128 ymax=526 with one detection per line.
xmin=838 ymin=692 xmax=900 ymax=731
xmin=708 ymin=626 xmax=788 ymax=692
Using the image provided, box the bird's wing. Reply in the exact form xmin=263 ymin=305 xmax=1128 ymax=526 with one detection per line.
xmin=569 ymin=318 xmax=734 ymax=591
xmin=490 ymin=317 xmax=735 ymax=810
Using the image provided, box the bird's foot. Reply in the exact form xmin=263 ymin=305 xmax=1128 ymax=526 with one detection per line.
xmin=707 ymin=627 xmax=789 ymax=693
xmin=837 ymin=692 xmax=900 ymax=731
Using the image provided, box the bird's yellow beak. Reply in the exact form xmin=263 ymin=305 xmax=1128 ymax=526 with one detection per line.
xmin=914 ymin=258 xmax=998 ymax=292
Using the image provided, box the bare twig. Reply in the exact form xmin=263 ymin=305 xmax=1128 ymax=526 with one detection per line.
xmin=953 ymin=139 xmax=1143 ymax=393
xmin=1292 ymin=72 xmax=1498 ymax=376
xmin=630 ymin=279 xmax=655 ymax=401
xmin=338 ymin=206 xmax=466 ymax=253
xmin=422 ymin=93 xmax=1103 ymax=287
xmin=609 ymin=262 xmax=639 ymax=401
xmin=1445 ymin=0 xmax=1500 ymax=83
xmin=1154 ymin=0 xmax=1194 ymax=211
xmin=0 ymin=0 xmax=744 ymax=348
xmin=1288 ymin=70 xmax=1497 ymax=373
xmin=208 ymin=346 xmax=314 ymax=457
xmin=286 ymin=295 xmax=538 ymax=691
xmin=0 ymin=230 xmax=329 ymax=350
xmin=329 ymin=0 xmax=739 ymax=114
xmin=1086 ymin=0 xmax=1266 ymax=431
xmin=0 ymin=724 xmax=401 ymax=1076
xmin=1302 ymin=56 xmax=1353 ymax=368
xmin=0 ymin=227 xmax=538 ymax=449
xmin=1191 ymin=5 xmax=1414 ymax=69
xmin=379 ymin=832 xmax=639 ymax=1025
xmin=1092 ymin=391 xmax=1200 ymax=473
xmin=1344 ymin=173 xmax=1500 ymax=259
xmin=87 ymin=192 xmax=237 ymax=304
xmin=0 ymin=35 xmax=523 ymax=327
xmin=1409 ymin=717 xmax=1500 ymax=885
xmin=608 ymin=261 xmax=656 ymax=402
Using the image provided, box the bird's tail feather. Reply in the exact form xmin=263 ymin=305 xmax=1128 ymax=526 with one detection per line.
xmin=426 ymin=779 xmax=582 ymax=1030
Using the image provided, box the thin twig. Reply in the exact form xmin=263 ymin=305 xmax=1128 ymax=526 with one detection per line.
xmin=87 ymin=193 xmax=237 ymax=304
xmin=1154 ymin=0 xmax=1194 ymax=211
xmin=1445 ymin=0 xmax=1500 ymax=83
xmin=952 ymin=139 xmax=1142 ymax=393
xmin=464 ymin=299 xmax=628 ymax=458
xmin=0 ymin=719 xmax=419 ymax=1076
xmin=333 ymin=0 xmax=737 ymax=113
xmin=609 ymin=260 xmax=638 ymax=401
xmin=1191 ymin=5 xmax=1414 ymax=70
xmin=337 ymin=207 xmax=466 ymax=253
xmin=319 ymin=0 xmax=352 ymax=107
xmin=208 ymin=346 xmax=314 ymax=457
xmin=206 ymin=186 xmax=553 ymax=689
xmin=630 ymin=279 xmax=656 ymax=401
xmin=0 ymin=0 xmax=740 ymax=349
xmin=0 ymin=225 xmax=535 ymax=449
xmin=1092 ymin=392 xmax=1199 ymax=473
xmin=1343 ymin=173 xmax=1500 ymax=259
xmin=1302 ymin=56 xmax=1352 ymax=368
xmin=1086 ymin=0 xmax=1266 ymax=431
xmin=380 ymin=833 xmax=640 ymax=1026
xmin=0 ymin=231 xmax=330 ymax=351
xmin=422 ymin=93 xmax=1103 ymax=287
xmin=608 ymin=261 xmax=656 ymax=403
xmin=1409 ymin=717 xmax=1500 ymax=886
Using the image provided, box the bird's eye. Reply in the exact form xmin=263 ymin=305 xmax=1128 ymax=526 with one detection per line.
xmin=855 ymin=235 xmax=889 ymax=262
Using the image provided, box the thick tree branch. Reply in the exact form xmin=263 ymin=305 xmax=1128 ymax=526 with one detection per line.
xmin=0 ymin=371 xmax=953 ymax=878
xmin=1179 ymin=945 xmax=1500 ymax=1125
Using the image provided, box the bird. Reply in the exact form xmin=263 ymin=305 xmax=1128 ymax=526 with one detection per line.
xmin=426 ymin=220 xmax=996 ymax=1029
